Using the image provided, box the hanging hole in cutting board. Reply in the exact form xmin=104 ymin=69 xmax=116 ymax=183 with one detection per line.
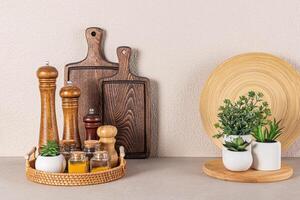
xmin=91 ymin=31 xmax=96 ymax=37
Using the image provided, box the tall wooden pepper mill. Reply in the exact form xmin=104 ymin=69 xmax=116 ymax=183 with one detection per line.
xmin=97 ymin=125 xmax=118 ymax=167
xmin=37 ymin=62 xmax=59 ymax=150
xmin=83 ymin=108 xmax=101 ymax=140
xmin=60 ymin=81 xmax=81 ymax=150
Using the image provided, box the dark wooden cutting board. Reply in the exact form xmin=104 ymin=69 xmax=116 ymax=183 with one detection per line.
xmin=64 ymin=27 xmax=118 ymax=145
xmin=99 ymin=46 xmax=151 ymax=158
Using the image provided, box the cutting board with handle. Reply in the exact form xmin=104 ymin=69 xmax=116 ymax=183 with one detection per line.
xmin=64 ymin=27 xmax=118 ymax=146
xmin=99 ymin=46 xmax=151 ymax=158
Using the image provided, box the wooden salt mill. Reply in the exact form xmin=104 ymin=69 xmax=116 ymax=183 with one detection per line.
xmin=37 ymin=62 xmax=59 ymax=150
xmin=60 ymin=81 xmax=81 ymax=150
xmin=83 ymin=108 xmax=101 ymax=140
xmin=97 ymin=125 xmax=118 ymax=167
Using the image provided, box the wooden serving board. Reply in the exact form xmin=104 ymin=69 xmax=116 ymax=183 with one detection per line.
xmin=64 ymin=27 xmax=118 ymax=145
xmin=203 ymin=159 xmax=293 ymax=183
xmin=99 ymin=46 xmax=151 ymax=158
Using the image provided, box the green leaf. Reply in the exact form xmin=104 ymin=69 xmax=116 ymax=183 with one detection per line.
xmin=252 ymin=118 xmax=283 ymax=142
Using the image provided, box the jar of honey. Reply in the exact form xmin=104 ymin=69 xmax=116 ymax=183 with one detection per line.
xmin=68 ymin=151 xmax=88 ymax=173
xmin=90 ymin=151 xmax=110 ymax=172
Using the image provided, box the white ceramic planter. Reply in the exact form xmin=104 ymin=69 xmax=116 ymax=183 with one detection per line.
xmin=222 ymin=147 xmax=253 ymax=171
xmin=35 ymin=154 xmax=66 ymax=173
xmin=252 ymin=141 xmax=281 ymax=170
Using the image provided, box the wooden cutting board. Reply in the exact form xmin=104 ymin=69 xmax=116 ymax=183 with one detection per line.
xmin=64 ymin=27 xmax=118 ymax=145
xmin=99 ymin=46 xmax=151 ymax=158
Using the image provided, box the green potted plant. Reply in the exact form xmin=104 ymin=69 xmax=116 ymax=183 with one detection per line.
xmin=35 ymin=141 xmax=66 ymax=173
xmin=252 ymin=119 xmax=283 ymax=170
xmin=222 ymin=137 xmax=252 ymax=171
xmin=214 ymin=91 xmax=271 ymax=143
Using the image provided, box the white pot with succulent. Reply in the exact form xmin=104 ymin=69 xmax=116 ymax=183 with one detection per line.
xmin=35 ymin=141 xmax=66 ymax=173
xmin=252 ymin=119 xmax=283 ymax=171
xmin=222 ymin=137 xmax=252 ymax=171
xmin=214 ymin=91 xmax=272 ymax=149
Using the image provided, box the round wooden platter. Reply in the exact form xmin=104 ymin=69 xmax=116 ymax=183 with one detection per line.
xmin=200 ymin=52 xmax=300 ymax=150
xmin=203 ymin=159 xmax=293 ymax=183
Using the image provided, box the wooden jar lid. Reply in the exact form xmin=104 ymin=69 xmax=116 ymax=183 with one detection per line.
xmin=84 ymin=140 xmax=100 ymax=148
xmin=60 ymin=139 xmax=75 ymax=145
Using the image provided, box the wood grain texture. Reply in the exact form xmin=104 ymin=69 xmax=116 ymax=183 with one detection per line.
xmin=203 ymin=159 xmax=293 ymax=183
xmin=83 ymin=109 xmax=101 ymax=140
xmin=37 ymin=65 xmax=59 ymax=150
xmin=60 ymin=83 xmax=81 ymax=150
xmin=200 ymin=52 xmax=300 ymax=150
xmin=99 ymin=47 xmax=151 ymax=158
xmin=64 ymin=27 xmax=118 ymax=146
xmin=97 ymin=125 xmax=119 ymax=167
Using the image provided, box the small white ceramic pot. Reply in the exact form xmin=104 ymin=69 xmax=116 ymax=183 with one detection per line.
xmin=222 ymin=147 xmax=253 ymax=171
xmin=252 ymin=141 xmax=281 ymax=170
xmin=35 ymin=154 xmax=66 ymax=173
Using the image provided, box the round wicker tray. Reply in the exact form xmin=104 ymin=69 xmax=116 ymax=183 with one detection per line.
xmin=25 ymin=147 xmax=126 ymax=186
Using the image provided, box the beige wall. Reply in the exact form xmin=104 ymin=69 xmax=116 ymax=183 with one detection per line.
xmin=1 ymin=0 xmax=300 ymax=156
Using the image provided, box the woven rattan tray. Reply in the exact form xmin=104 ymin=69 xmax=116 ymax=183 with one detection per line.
xmin=25 ymin=147 xmax=126 ymax=186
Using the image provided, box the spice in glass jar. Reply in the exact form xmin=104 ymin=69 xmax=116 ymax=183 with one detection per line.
xmin=95 ymin=142 xmax=101 ymax=151
xmin=68 ymin=151 xmax=88 ymax=173
xmin=83 ymin=140 xmax=100 ymax=161
xmin=60 ymin=140 xmax=76 ymax=162
xmin=90 ymin=151 xmax=110 ymax=172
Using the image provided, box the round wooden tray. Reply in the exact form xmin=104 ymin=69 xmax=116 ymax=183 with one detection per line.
xmin=200 ymin=52 xmax=300 ymax=150
xmin=25 ymin=147 xmax=126 ymax=186
xmin=203 ymin=159 xmax=293 ymax=183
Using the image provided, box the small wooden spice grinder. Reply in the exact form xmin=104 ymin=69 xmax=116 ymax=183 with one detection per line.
xmin=97 ymin=125 xmax=118 ymax=167
xmin=83 ymin=108 xmax=101 ymax=140
xmin=60 ymin=81 xmax=81 ymax=150
xmin=37 ymin=62 xmax=59 ymax=150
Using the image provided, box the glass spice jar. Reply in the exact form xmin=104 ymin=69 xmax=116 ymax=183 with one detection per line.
xmin=90 ymin=151 xmax=110 ymax=172
xmin=95 ymin=143 xmax=101 ymax=151
xmin=60 ymin=140 xmax=76 ymax=172
xmin=68 ymin=151 xmax=88 ymax=173
xmin=83 ymin=140 xmax=100 ymax=161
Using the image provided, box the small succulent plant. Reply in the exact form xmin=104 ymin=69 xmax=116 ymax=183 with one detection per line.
xmin=214 ymin=91 xmax=271 ymax=138
xmin=252 ymin=119 xmax=283 ymax=143
xmin=40 ymin=141 xmax=60 ymax=156
xmin=223 ymin=137 xmax=250 ymax=152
